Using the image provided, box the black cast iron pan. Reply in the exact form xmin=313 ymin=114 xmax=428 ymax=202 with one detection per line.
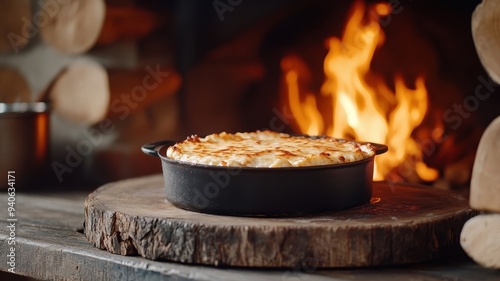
xmin=142 ymin=137 xmax=388 ymax=217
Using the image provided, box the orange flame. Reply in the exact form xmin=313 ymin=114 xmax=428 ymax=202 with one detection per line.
xmin=282 ymin=1 xmax=438 ymax=181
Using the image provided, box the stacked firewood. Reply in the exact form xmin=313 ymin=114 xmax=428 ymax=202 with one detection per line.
xmin=460 ymin=0 xmax=500 ymax=269
xmin=0 ymin=0 xmax=181 ymax=125
xmin=0 ymin=0 xmax=182 ymax=183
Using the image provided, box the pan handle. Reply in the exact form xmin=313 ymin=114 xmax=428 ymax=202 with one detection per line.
xmin=369 ymin=142 xmax=388 ymax=155
xmin=141 ymin=140 xmax=175 ymax=157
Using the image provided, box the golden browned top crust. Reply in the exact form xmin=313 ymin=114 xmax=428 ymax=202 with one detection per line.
xmin=166 ymin=130 xmax=375 ymax=167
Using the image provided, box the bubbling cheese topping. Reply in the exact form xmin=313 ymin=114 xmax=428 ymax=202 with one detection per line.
xmin=166 ymin=130 xmax=375 ymax=167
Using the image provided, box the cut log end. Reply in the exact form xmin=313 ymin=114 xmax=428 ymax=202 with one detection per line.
xmin=460 ymin=214 xmax=500 ymax=269
xmin=470 ymin=115 xmax=500 ymax=213
xmin=472 ymin=0 xmax=500 ymax=83
xmin=0 ymin=66 xmax=31 ymax=102
xmin=106 ymin=66 xmax=181 ymax=120
xmin=0 ymin=0 xmax=32 ymax=53
xmin=40 ymin=0 xmax=106 ymax=55
xmin=96 ymin=5 xmax=165 ymax=46
xmin=49 ymin=59 xmax=110 ymax=124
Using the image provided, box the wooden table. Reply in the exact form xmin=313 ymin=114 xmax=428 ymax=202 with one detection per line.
xmin=1 ymin=183 xmax=500 ymax=281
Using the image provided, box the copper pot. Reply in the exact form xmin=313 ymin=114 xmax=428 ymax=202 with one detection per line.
xmin=0 ymin=103 xmax=50 ymax=189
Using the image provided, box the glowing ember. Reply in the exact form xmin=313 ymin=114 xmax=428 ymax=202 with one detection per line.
xmin=281 ymin=1 xmax=439 ymax=181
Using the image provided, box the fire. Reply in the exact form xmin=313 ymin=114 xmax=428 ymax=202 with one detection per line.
xmin=281 ymin=1 xmax=439 ymax=181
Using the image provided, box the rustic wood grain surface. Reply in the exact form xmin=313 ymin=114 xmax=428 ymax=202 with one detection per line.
xmin=1 ymin=175 xmax=500 ymax=281
xmin=85 ymin=174 xmax=478 ymax=268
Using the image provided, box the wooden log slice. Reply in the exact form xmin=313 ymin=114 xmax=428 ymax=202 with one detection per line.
xmin=45 ymin=59 xmax=109 ymax=124
xmin=96 ymin=5 xmax=164 ymax=46
xmin=0 ymin=66 xmax=31 ymax=102
xmin=84 ymin=174 xmax=477 ymax=268
xmin=39 ymin=62 xmax=181 ymax=124
xmin=40 ymin=0 xmax=106 ymax=55
xmin=470 ymin=115 xmax=500 ymax=213
xmin=472 ymin=0 xmax=500 ymax=83
xmin=0 ymin=0 xmax=32 ymax=53
xmin=106 ymin=66 xmax=181 ymax=120
xmin=460 ymin=214 xmax=500 ymax=269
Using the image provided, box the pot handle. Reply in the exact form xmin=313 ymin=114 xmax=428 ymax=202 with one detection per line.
xmin=370 ymin=143 xmax=388 ymax=155
xmin=141 ymin=140 xmax=175 ymax=157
